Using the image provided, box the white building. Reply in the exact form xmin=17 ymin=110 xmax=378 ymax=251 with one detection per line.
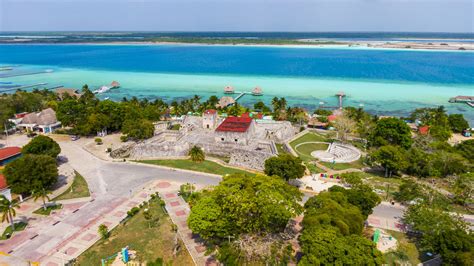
xmin=202 ymin=109 xmax=218 ymax=129
xmin=16 ymin=108 xmax=61 ymax=133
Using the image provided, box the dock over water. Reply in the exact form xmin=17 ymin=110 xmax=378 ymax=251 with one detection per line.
xmin=449 ymin=95 xmax=474 ymax=108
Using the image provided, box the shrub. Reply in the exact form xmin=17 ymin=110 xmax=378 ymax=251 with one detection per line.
xmin=120 ymin=135 xmax=128 ymax=142
xmin=127 ymin=207 xmax=140 ymax=217
xmin=95 ymin=138 xmax=103 ymax=145
xmin=98 ymin=224 xmax=109 ymax=239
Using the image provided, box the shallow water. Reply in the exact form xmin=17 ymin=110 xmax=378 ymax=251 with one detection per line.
xmin=0 ymin=44 xmax=473 ymax=123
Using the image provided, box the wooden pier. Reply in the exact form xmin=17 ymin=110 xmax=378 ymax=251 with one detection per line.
xmin=449 ymin=95 xmax=474 ymax=108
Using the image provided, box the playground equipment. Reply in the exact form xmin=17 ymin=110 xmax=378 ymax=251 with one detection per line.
xmin=101 ymin=246 xmax=130 ymax=266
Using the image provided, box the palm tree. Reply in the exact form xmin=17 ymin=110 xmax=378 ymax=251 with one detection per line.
xmin=271 ymin=97 xmax=280 ymax=113
xmin=189 ymin=146 xmax=205 ymax=162
xmin=32 ymin=188 xmax=52 ymax=211
xmin=0 ymin=195 xmax=19 ymax=231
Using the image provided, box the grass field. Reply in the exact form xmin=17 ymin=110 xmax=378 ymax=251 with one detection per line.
xmin=290 ymin=132 xmax=328 ymax=149
xmin=76 ymin=197 xmax=193 ymax=265
xmin=33 ymin=204 xmax=62 ymax=215
xmin=295 ymin=143 xmax=329 ymax=162
xmin=1 ymin=222 xmax=27 ymax=240
xmin=320 ymin=158 xmax=365 ymax=170
xmin=53 ymin=171 xmax=90 ymax=201
xmin=139 ymin=159 xmax=255 ymax=176
xmin=275 ymin=144 xmax=289 ymax=155
xmin=384 ymin=230 xmax=421 ymax=265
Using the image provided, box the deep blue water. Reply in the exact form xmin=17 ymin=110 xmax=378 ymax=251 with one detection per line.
xmin=0 ymin=44 xmax=473 ymax=85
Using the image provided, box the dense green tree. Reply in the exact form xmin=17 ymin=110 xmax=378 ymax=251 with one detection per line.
xmin=329 ymin=184 xmax=381 ymax=218
xmin=264 ymin=154 xmax=305 ymax=181
xmin=448 ymin=114 xmax=470 ymax=133
xmin=452 ymin=173 xmax=473 ymax=206
xmin=188 ymin=174 xmax=303 ymax=241
xmin=3 ymin=155 xmax=58 ymax=195
xmin=303 ymin=191 xmax=365 ymax=235
xmin=188 ymin=146 xmax=205 ymax=162
xmin=404 ymin=204 xmax=473 ymax=265
xmin=298 ymin=227 xmax=383 ymax=265
xmin=369 ymin=118 xmax=413 ymax=148
xmin=404 ymin=147 xmax=433 ymax=177
xmin=371 ymin=145 xmax=408 ymax=177
xmin=430 ymin=150 xmax=469 ymax=177
xmin=22 ymin=135 xmax=61 ymax=158
xmin=455 ymin=140 xmax=474 ymax=163
xmin=313 ymin=109 xmax=332 ymax=116
xmin=122 ymin=119 xmax=154 ymax=140
xmin=394 ymin=180 xmax=423 ymax=203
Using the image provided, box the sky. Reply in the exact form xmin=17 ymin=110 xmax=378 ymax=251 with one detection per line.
xmin=0 ymin=0 xmax=472 ymax=32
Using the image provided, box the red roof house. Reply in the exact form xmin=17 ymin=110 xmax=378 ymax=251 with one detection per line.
xmin=418 ymin=125 xmax=430 ymax=135
xmin=216 ymin=117 xmax=253 ymax=133
xmin=0 ymin=174 xmax=7 ymax=190
xmin=328 ymin=115 xmax=338 ymax=122
xmin=204 ymin=109 xmax=217 ymax=115
xmin=0 ymin=147 xmax=22 ymax=166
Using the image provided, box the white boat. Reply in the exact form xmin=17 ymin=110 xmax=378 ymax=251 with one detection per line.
xmin=93 ymin=86 xmax=110 ymax=94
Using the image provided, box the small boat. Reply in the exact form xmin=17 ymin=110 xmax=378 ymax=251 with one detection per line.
xmin=252 ymin=86 xmax=263 ymax=96
xmin=110 ymin=81 xmax=120 ymax=88
xmin=45 ymin=69 xmax=54 ymax=73
xmin=224 ymin=85 xmax=234 ymax=94
xmin=104 ymin=97 xmax=110 ymax=100
xmin=93 ymin=86 xmax=110 ymax=94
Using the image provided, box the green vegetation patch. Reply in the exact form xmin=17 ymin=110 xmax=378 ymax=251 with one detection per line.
xmin=320 ymin=158 xmax=365 ymax=170
xmin=139 ymin=159 xmax=255 ymax=176
xmin=33 ymin=204 xmax=62 ymax=215
xmin=76 ymin=197 xmax=193 ymax=265
xmin=53 ymin=171 xmax=90 ymax=201
xmin=295 ymin=143 xmax=329 ymax=161
xmin=1 ymin=222 xmax=27 ymax=240
xmin=290 ymin=132 xmax=328 ymax=148
xmin=383 ymin=230 xmax=421 ymax=265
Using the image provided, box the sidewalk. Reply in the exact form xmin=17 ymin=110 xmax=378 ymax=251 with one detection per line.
xmin=0 ymin=163 xmax=75 ymax=233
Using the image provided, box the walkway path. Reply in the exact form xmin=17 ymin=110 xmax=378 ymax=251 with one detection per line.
xmin=0 ymin=140 xmax=220 ymax=265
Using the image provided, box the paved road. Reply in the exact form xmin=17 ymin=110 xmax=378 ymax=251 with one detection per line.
xmin=5 ymin=141 xmax=221 ymax=262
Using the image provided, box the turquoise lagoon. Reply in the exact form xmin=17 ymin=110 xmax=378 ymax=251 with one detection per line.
xmin=0 ymin=44 xmax=473 ymax=122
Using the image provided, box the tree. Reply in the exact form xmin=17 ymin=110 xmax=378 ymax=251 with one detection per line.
xmin=32 ymin=188 xmax=52 ymax=211
xmin=98 ymin=224 xmax=109 ymax=239
xmin=430 ymin=150 xmax=468 ymax=177
xmin=371 ymin=145 xmax=408 ymax=177
xmin=303 ymin=191 xmax=365 ymax=235
xmin=394 ymin=180 xmax=422 ymax=203
xmin=0 ymin=196 xmax=19 ymax=231
xmin=455 ymin=140 xmax=474 ymax=163
xmin=452 ymin=173 xmax=473 ymax=206
xmin=329 ymin=184 xmax=381 ymax=218
xmin=264 ymin=154 xmax=305 ymax=181
xmin=448 ymin=114 xmax=469 ymax=133
xmin=188 ymin=174 xmax=303 ymax=241
xmin=22 ymin=135 xmax=61 ymax=158
xmin=122 ymin=119 xmax=154 ymax=140
xmin=3 ymin=155 xmax=58 ymax=195
xmin=298 ymin=227 xmax=383 ymax=265
xmin=369 ymin=117 xmax=412 ymax=148
xmin=404 ymin=204 xmax=473 ymax=265
xmin=188 ymin=146 xmax=205 ymax=162
xmin=333 ymin=112 xmax=356 ymax=141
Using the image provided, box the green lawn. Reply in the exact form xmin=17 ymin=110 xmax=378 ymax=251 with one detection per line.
xmin=295 ymin=143 xmax=329 ymax=162
xmin=76 ymin=197 xmax=193 ymax=265
xmin=1 ymin=222 xmax=27 ymax=240
xmin=53 ymin=171 xmax=90 ymax=201
xmin=289 ymin=132 xmax=328 ymax=149
xmin=139 ymin=159 xmax=255 ymax=176
xmin=207 ymin=154 xmax=231 ymax=163
xmin=33 ymin=204 xmax=62 ymax=215
xmin=306 ymin=163 xmax=326 ymax=174
xmin=275 ymin=144 xmax=289 ymax=155
xmin=320 ymin=158 xmax=365 ymax=170
xmin=384 ymin=230 xmax=421 ymax=265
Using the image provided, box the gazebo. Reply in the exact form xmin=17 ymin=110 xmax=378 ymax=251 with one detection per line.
xmin=224 ymin=85 xmax=234 ymax=94
xmin=110 ymin=81 xmax=121 ymax=88
xmin=252 ymin=86 xmax=263 ymax=96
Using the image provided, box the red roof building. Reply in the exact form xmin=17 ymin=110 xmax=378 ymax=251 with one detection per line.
xmin=216 ymin=117 xmax=253 ymax=133
xmin=0 ymin=174 xmax=7 ymax=190
xmin=328 ymin=115 xmax=338 ymax=122
xmin=204 ymin=109 xmax=217 ymax=115
xmin=0 ymin=147 xmax=22 ymax=166
xmin=418 ymin=125 xmax=430 ymax=135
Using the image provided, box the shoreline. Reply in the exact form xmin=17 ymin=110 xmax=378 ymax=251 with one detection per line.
xmin=0 ymin=40 xmax=473 ymax=52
